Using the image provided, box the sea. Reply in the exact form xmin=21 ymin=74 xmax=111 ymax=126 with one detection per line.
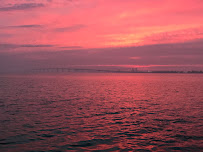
xmin=0 ymin=73 xmax=202 ymax=152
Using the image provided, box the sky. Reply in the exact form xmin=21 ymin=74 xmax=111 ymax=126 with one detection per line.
xmin=0 ymin=0 xmax=203 ymax=72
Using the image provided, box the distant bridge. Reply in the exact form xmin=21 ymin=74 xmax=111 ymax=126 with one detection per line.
xmin=32 ymin=68 xmax=124 ymax=73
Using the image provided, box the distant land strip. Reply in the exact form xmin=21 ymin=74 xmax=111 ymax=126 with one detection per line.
xmin=31 ymin=68 xmax=203 ymax=74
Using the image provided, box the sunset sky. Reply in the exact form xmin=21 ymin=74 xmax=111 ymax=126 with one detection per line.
xmin=0 ymin=0 xmax=203 ymax=72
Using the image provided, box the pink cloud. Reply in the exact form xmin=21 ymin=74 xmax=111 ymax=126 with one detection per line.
xmin=1 ymin=0 xmax=203 ymax=48
xmin=0 ymin=0 xmax=203 ymax=72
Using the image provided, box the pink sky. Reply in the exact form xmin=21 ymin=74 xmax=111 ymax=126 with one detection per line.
xmin=0 ymin=0 xmax=203 ymax=72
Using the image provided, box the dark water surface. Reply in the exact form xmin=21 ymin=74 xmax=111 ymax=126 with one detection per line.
xmin=0 ymin=73 xmax=202 ymax=152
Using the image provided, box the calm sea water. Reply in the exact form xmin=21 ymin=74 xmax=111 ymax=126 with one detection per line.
xmin=0 ymin=73 xmax=202 ymax=152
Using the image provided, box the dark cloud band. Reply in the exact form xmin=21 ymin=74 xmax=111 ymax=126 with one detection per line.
xmin=0 ymin=3 xmax=45 ymax=11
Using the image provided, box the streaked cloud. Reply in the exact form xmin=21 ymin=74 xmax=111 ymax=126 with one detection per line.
xmin=0 ymin=43 xmax=17 ymax=49
xmin=0 ymin=43 xmax=54 ymax=51
xmin=7 ymin=24 xmax=43 ymax=28
xmin=54 ymin=24 xmax=86 ymax=32
xmin=0 ymin=33 xmax=12 ymax=38
xmin=0 ymin=3 xmax=45 ymax=11
xmin=59 ymin=46 xmax=83 ymax=49
xmin=20 ymin=44 xmax=54 ymax=47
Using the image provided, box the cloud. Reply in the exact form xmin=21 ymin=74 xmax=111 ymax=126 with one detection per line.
xmin=0 ymin=43 xmax=54 ymax=51
xmin=0 ymin=43 xmax=17 ymax=49
xmin=0 ymin=3 xmax=45 ymax=11
xmin=0 ymin=43 xmax=85 ymax=52
xmin=7 ymin=24 xmax=43 ymax=28
xmin=59 ymin=46 xmax=82 ymax=49
xmin=0 ymin=40 xmax=203 ymax=73
xmin=0 ymin=33 xmax=12 ymax=38
xmin=144 ymin=27 xmax=203 ymax=44
xmin=54 ymin=24 xmax=86 ymax=32
xmin=20 ymin=44 xmax=54 ymax=47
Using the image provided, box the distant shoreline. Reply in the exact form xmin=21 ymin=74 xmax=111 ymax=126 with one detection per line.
xmin=0 ymin=71 xmax=203 ymax=75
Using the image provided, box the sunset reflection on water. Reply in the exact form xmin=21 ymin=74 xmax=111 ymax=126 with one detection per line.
xmin=0 ymin=73 xmax=202 ymax=151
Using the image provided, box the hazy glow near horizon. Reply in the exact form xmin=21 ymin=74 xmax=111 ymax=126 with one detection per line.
xmin=0 ymin=0 xmax=203 ymax=72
